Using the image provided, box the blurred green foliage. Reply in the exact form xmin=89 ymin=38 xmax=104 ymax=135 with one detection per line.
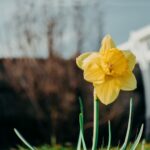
xmin=16 ymin=142 xmax=150 ymax=150
xmin=17 ymin=145 xmax=75 ymax=150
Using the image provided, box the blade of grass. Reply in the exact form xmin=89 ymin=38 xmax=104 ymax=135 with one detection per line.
xmin=79 ymin=113 xmax=87 ymax=150
xmin=77 ymin=97 xmax=87 ymax=150
xmin=120 ymin=98 xmax=133 ymax=150
xmin=116 ymin=141 xmax=120 ymax=150
xmin=130 ymin=124 xmax=144 ymax=150
xmin=77 ymin=97 xmax=84 ymax=150
xmin=14 ymin=128 xmax=35 ymax=150
xmin=141 ymin=139 xmax=145 ymax=150
xmin=77 ymin=131 xmax=82 ymax=150
xmin=107 ymin=120 xmax=111 ymax=150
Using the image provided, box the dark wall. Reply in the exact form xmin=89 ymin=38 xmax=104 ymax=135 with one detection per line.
xmin=0 ymin=58 xmax=145 ymax=149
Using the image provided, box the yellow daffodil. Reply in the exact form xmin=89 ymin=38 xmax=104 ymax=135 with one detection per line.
xmin=76 ymin=35 xmax=137 ymax=105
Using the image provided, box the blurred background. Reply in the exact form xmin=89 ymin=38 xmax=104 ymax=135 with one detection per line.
xmin=0 ymin=0 xmax=149 ymax=149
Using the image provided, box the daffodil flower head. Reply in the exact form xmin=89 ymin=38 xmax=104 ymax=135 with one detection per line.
xmin=76 ymin=35 xmax=137 ymax=105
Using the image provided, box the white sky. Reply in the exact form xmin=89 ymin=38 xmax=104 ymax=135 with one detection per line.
xmin=0 ymin=0 xmax=150 ymax=57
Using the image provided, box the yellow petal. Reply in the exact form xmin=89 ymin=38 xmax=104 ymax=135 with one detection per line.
xmin=82 ymin=52 xmax=101 ymax=67
xmin=84 ymin=63 xmax=105 ymax=84
xmin=76 ymin=52 xmax=92 ymax=69
xmin=100 ymin=35 xmax=116 ymax=52
xmin=119 ymin=72 xmax=137 ymax=91
xmin=94 ymin=77 xmax=120 ymax=105
xmin=123 ymin=50 xmax=136 ymax=71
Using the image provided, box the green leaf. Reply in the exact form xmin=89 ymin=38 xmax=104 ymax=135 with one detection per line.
xmin=77 ymin=97 xmax=87 ymax=150
xmin=77 ymin=131 xmax=82 ymax=150
xmin=141 ymin=139 xmax=145 ymax=150
xmin=120 ymin=98 xmax=133 ymax=150
xmin=107 ymin=120 xmax=111 ymax=150
xmin=79 ymin=113 xmax=87 ymax=150
xmin=130 ymin=124 xmax=144 ymax=150
xmin=14 ymin=128 xmax=35 ymax=150
xmin=116 ymin=141 xmax=120 ymax=150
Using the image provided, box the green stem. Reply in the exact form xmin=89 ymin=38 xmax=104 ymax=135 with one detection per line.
xmin=92 ymin=99 xmax=99 ymax=150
